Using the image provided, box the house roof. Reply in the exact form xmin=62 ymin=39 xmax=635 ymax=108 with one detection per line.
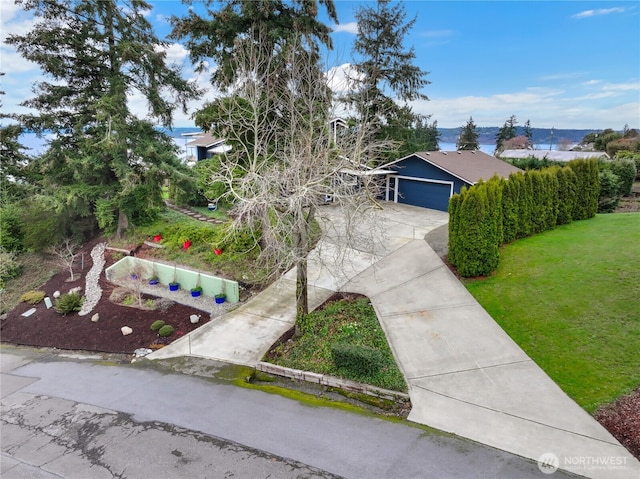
xmin=186 ymin=132 xmax=225 ymax=148
xmin=381 ymin=150 xmax=523 ymax=185
xmin=500 ymin=150 xmax=608 ymax=162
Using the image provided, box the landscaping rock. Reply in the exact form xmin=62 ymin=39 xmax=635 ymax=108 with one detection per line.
xmin=69 ymin=286 xmax=82 ymax=294
xmin=79 ymin=242 xmax=106 ymax=316
xmin=53 ymin=291 xmax=61 ymax=299
xmin=190 ymin=314 xmax=200 ymax=324
xmin=91 ymin=313 xmax=99 ymax=322
xmin=134 ymin=348 xmax=153 ymax=358
xmin=121 ymin=326 xmax=133 ymax=336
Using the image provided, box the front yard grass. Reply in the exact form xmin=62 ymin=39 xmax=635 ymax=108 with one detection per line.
xmin=265 ymin=295 xmax=407 ymax=393
xmin=464 ymin=213 xmax=640 ymax=413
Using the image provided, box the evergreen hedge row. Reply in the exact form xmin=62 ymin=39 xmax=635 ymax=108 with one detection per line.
xmin=448 ymin=159 xmax=599 ymax=277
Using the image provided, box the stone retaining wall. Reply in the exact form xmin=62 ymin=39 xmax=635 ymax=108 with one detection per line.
xmin=255 ymin=362 xmax=409 ymax=402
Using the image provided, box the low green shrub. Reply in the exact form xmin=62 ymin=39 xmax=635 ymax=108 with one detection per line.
xmin=0 ymin=248 xmax=22 ymax=288
xmin=20 ymin=290 xmax=46 ymax=305
xmin=158 ymin=325 xmax=174 ymax=337
xmin=330 ymin=342 xmax=384 ymax=375
xmin=150 ymin=320 xmax=165 ymax=331
xmin=54 ymin=292 xmax=84 ymax=315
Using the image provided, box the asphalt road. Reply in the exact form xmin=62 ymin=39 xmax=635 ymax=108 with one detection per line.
xmin=1 ymin=346 xmax=578 ymax=479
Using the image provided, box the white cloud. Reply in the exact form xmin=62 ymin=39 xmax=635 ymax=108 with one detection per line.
xmin=602 ymin=81 xmax=640 ymax=92
xmin=410 ymin=86 xmax=639 ymax=129
xmin=538 ymin=72 xmax=585 ymax=81
xmin=331 ymin=22 xmax=358 ymax=34
xmin=582 ymin=79 xmax=602 ymax=86
xmin=325 ymin=63 xmax=362 ymax=95
xmin=156 ymin=42 xmax=189 ymax=64
xmin=420 ymin=29 xmax=454 ymax=38
xmin=572 ymin=7 xmax=625 ymax=19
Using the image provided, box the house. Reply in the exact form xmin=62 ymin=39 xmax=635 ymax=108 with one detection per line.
xmin=379 ymin=151 xmax=522 ymax=212
xmin=184 ymin=132 xmax=231 ymax=161
xmin=499 ymin=149 xmax=608 ymax=162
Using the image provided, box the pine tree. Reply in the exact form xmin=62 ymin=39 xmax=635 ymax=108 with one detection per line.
xmin=523 ymin=119 xmax=533 ymax=148
xmin=457 ymin=117 xmax=480 ymax=150
xmin=347 ymin=0 xmax=431 ymax=159
xmin=495 ymin=115 xmax=518 ymax=152
xmin=7 ymin=0 xmax=199 ymax=238
xmin=170 ymin=0 xmax=337 ymax=91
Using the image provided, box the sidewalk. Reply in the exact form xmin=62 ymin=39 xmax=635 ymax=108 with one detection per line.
xmin=149 ymin=202 xmax=640 ymax=478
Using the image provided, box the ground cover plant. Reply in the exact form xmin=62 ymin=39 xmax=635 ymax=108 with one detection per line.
xmin=464 ymin=213 xmax=640 ymax=413
xmin=265 ymin=293 xmax=407 ymax=392
xmin=111 ymin=209 xmax=265 ymax=286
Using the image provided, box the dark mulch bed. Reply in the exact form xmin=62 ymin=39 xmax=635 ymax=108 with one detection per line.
xmin=0 ymin=242 xmax=211 ymax=354
xmin=594 ymin=387 xmax=640 ymax=460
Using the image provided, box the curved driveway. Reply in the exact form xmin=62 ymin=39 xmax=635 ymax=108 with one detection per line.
xmin=151 ymin=202 xmax=639 ymax=479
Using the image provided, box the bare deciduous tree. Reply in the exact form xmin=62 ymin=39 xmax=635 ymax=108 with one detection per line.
xmin=203 ymin=34 xmax=393 ymax=324
xmin=49 ymin=238 xmax=80 ymax=281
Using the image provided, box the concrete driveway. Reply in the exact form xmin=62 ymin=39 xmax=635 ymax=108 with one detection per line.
xmin=150 ymin=202 xmax=639 ymax=479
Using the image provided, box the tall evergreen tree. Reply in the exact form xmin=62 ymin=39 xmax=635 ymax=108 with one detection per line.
xmin=457 ymin=116 xmax=480 ymax=150
xmin=170 ymin=0 xmax=337 ymax=91
xmin=7 ymin=0 xmax=199 ymax=238
xmin=495 ymin=114 xmax=518 ymax=152
xmin=523 ymin=119 xmax=533 ymax=147
xmin=347 ymin=0 xmax=431 ymax=159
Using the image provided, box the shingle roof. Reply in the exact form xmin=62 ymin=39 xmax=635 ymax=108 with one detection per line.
xmin=186 ymin=132 xmax=225 ymax=148
xmin=383 ymin=151 xmax=523 ymax=185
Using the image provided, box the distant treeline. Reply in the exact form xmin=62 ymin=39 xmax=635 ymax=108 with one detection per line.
xmin=437 ymin=127 xmax=600 ymax=146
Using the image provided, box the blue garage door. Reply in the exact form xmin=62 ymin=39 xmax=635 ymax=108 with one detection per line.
xmin=397 ymin=178 xmax=452 ymax=211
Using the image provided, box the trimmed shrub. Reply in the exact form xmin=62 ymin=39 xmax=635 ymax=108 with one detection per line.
xmin=158 ymin=325 xmax=175 ymax=337
xmin=150 ymin=320 xmax=165 ymax=331
xmin=20 ymin=290 xmax=46 ymax=305
xmin=555 ymin=166 xmax=577 ymax=225
xmin=54 ymin=292 xmax=84 ymax=315
xmin=568 ymin=159 xmax=599 ymax=220
xmin=614 ymin=151 xmax=640 ymax=179
xmin=610 ymin=158 xmax=637 ymax=196
xmin=330 ymin=342 xmax=384 ymax=375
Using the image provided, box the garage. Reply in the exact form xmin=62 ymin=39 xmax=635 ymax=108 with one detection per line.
xmin=381 ymin=151 xmax=522 ymax=212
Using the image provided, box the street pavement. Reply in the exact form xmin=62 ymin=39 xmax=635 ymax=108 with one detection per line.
xmin=1 ymin=345 xmax=575 ymax=479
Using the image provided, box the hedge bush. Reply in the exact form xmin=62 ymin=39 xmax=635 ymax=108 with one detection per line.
xmin=330 ymin=342 xmax=384 ymax=375
xmin=449 ymin=159 xmax=597 ymax=277
xmin=609 ymin=158 xmax=637 ymax=196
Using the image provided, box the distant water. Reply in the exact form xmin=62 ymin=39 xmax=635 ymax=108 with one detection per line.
xmin=18 ymin=132 xmax=556 ymax=158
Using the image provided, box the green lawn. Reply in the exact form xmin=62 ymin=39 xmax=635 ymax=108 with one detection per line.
xmin=464 ymin=213 xmax=640 ymax=413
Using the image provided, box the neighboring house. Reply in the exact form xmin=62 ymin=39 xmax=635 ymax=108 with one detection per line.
xmin=379 ymin=150 xmax=522 ymax=212
xmin=184 ymin=132 xmax=231 ymax=161
xmin=328 ymin=117 xmax=349 ymax=144
xmin=500 ymin=149 xmax=608 ymax=162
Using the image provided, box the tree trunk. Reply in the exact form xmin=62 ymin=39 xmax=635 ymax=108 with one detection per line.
xmin=116 ymin=209 xmax=129 ymax=239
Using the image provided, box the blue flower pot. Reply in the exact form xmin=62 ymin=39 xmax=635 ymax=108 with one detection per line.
xmin=214 ymin=296 xmax=226 ymax=304
xmin=148 ymin=279 xmax=159 ymax=285
xmin=191 ymin=290 xmax=202 ymax=297
xmin=169 ymin=283 xmax=180 ymax=291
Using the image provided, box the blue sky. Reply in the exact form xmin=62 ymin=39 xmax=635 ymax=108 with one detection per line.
xmin=1 ymin=1 xmax=638 ymax=129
